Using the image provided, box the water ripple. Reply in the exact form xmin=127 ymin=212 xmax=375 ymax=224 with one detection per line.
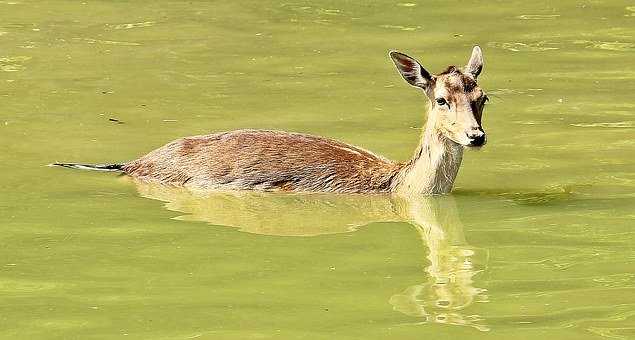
xmin=488 ymin=41 xmax=559 ymax=52
xmin=0 ymin=55 xmax=30 ymax=72
xmin=516 ymin=14 xmax=560 ymax=20
xmin=570 ymin=122 xmax=633 ymax=128
xmin=111 ymin=21 xmax=155 ymax=30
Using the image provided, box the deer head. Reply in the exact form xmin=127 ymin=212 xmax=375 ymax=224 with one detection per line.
xmin=390 ymin=46 xmax=488 ymax=148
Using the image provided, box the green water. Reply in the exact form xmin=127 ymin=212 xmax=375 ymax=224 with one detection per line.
xmin=1 ymin=0 xmax=634 ymax=339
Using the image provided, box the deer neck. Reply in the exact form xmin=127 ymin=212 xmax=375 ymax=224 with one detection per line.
xmin=393 ymin=115 xmax=464 ymax=195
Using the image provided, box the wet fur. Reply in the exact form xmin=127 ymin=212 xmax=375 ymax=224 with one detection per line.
xmin=122 ymin=130 xmax=403 ymax=193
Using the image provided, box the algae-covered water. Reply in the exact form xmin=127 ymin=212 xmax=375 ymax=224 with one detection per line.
xmin=1 ymin=1 xmax=634 ymax=339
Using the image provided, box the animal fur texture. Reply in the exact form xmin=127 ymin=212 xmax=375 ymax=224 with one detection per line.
xmin=122 ymin=129 xmax=403 ymax=193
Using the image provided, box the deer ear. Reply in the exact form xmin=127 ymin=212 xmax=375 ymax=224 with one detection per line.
xmin=389 ymin=51 xmax=433 ymax=88
xmin=466 ymin=45 xmax=483 ymax=78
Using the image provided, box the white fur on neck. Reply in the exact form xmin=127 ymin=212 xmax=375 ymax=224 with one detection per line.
xmin=393 ymin=118 xmax=464 ymax=195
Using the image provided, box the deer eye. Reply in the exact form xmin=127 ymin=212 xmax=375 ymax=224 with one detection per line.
xmin=435 ymin=98 xmax=448 ymax=106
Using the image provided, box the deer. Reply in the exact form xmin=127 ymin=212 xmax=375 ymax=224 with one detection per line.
xmin=52 ymin=46 xmax=488 ymax=196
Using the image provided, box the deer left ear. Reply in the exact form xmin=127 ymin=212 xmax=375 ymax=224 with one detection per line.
xmin=389 ymin=51 xmax=433 ymax=88
xmin=466 ymin=45 xmax=483 ymax=79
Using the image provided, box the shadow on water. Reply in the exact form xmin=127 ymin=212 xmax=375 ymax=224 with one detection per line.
xmin=454 ymin=185 xmax=582 ymax=206
xmin=132 ymin=180 xmax=490 ymax=331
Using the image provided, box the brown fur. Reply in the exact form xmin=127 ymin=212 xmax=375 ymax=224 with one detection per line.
xmin=122 ymin=130 xmax=403 ymax=193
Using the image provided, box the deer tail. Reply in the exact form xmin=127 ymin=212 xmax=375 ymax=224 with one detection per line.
xmin=49 ymin=163 xmax=124 ymax=172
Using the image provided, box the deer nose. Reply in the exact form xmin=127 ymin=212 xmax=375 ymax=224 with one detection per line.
xmin=467 ymin=129 xmax=486 ymax=147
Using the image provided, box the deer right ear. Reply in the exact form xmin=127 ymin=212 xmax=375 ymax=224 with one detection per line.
xmin=389 ymin=51 xmax=433 ymax=88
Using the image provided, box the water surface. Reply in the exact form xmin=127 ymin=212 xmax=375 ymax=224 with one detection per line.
xmin=1 ymin=1 xmax=634 ymax=339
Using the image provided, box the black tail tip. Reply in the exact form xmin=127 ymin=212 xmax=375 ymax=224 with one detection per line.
xmin=49 ymin=163 xmax=123 ymax=172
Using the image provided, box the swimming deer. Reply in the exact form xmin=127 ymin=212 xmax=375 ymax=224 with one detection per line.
xmin=53 ymin=46 xmax=488 ymax=195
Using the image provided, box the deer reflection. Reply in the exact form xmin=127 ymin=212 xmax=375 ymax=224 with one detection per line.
xmin=389 ymin=197 xmax=489 ymax=331
xmin=132 ymin=180 xmax=489 ymax=331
